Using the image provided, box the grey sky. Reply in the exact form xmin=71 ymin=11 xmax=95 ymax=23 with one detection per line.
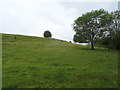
xmin=0 ymin=0 xmax=119 ymax=41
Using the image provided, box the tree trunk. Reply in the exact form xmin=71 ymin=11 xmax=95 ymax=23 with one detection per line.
xmin=91 ymin=42 xmax=94 ymax=50
xmin=14 ymin=36 xmax=17 ymax=39
xmin=91 ymin=30 xmax=94 ymax=50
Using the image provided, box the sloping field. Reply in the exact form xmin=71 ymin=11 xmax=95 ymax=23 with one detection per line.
xmin=2 ymin=33 xmax=118 ymax=88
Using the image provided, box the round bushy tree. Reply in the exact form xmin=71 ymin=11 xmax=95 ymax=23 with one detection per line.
xmin=43 ymin=30 xmax=52 ymax=38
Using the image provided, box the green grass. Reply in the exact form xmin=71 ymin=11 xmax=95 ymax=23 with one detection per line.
xmin=2 ymin=33 xmax=118 ymax=88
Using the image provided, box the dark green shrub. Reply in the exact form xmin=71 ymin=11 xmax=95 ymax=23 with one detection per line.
xmin=43 ymin=30 xmax=52 ymax=38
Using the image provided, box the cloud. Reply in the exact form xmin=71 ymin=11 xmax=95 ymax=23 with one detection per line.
xmin=0 ymin=0 xmax=119 ymax=2
xmin=1 ymin=1 xmax=77 ymax=41
xmin=0 ymin=1 xmax=118 ymax=41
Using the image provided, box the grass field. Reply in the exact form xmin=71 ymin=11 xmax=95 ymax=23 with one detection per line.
xmin=2 ymin=33 xmax=118 ymax=88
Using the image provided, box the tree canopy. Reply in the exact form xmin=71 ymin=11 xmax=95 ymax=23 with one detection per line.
xmin=43 ymin=30 xmax=52 ymax=38
xmin=96 ymin=10 xmax=120 ymax=50
xmin=73 ymin=9 xmax=114 ymax=50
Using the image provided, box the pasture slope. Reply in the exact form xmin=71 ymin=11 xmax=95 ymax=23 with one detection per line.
xmin=2 ymin=33 xmax=118 ymax=88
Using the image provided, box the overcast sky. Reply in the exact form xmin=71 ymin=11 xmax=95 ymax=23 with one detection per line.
xmin=0 ymin=0 xmax=119 ymax=41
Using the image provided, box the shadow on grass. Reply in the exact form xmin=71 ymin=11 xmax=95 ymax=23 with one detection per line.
xmin=75 ymin=45 xmax=118 ymax=52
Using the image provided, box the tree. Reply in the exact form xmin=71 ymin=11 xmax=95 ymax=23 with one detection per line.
xmin=93 ymin=10 xmax=120 ymax=50
xmin=73 ymin=32 xmax=88 ymax=43
xmin=43 ymin=30 xmax=52 ymax=38
xmin=111 ymin=10 xmax=120 ymax=32
xmin=73 ymin=9 xmax=113 ymax=50
xmin=111 ymin=10 xmax=120 ymax=50
xmin=96 ymin=30 xmax=120 ymax=50
xmin=97 ymin=10 xmax=120 ymax=50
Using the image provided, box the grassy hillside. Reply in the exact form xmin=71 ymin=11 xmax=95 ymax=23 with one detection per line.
xmin=2 ymin=33 xmax=118 ymax=88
